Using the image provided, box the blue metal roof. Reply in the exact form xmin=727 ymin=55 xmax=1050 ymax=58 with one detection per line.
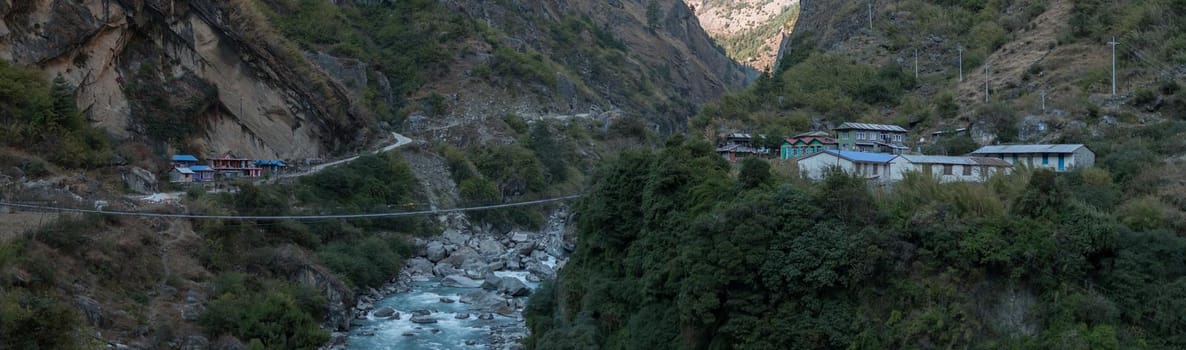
xmin=172 ymin=154 xmax=199 ymax=162
xmin=188 ymin=165 xmax=214 ymax=172
xmin=971 ymin=144 xmax=1086 ymax=154
xmin=827 ymin=150 xmax=897 ymax=163
xmin=254 ymin=160 xmax=287 ymax=167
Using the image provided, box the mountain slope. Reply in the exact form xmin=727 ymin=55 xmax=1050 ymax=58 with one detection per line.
xmin=687 ymin=0 xmax=799 ymax=71
xmin=0 ymin=0 xmax=375 ymax=159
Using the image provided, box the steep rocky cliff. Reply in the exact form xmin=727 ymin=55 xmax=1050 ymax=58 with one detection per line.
xmin=0 ymin=0 xmax=375 ymax=159
xmin=686 ymin=0 xmax=798 ymax=71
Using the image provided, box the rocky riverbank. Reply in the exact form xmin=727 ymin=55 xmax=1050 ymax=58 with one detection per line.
xmin=333 ymin=207 xmax=573 ymax=349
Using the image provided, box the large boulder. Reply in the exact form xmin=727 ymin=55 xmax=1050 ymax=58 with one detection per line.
xmin=122 ymin=167 xmax=157 ymax=195
xmin=439 ymin=247 xmax=481 ymax=267
xmin=425 ymin=242 xmax=447 ymax=262
xmin=526 ymin=261 xmax=555 ymax=279
xmin=373 ymin=307 xmax=396 ymax=318
xmin=432 ymin=263 xmax=462 ymax=277
xmin=511 ymin=232 xmax=532 ymax=243
xmin=409 ymin=315 xmax=437 ymax=324
xmin=405 ymin=258 xmax=435 ymax=276
xmin=442 ymin=229 xmax=469 ymax=246
xmin=476 ymin=237 xmax=505 ymax=256
xmin=499 ymin=277 xmax=531 ymax=297
xmin=459 ymin=290 xmax=507 ymax=311
xmin=441 ymin=275 xmax=482 ymax=288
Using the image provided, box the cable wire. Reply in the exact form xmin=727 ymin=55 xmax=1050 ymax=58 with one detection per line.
xmin=0 ymin=195 xmax=584 ymax=222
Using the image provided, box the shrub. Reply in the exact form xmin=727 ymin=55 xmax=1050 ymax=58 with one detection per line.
xmin=200 ymin=273 xmax=329 ymax=350
xmin=316 ymin=236 xmax=409 ymax=289
xmin=503 ymin=114 xmax=529 ymax=134
xmin=0 ymin=290 xmax=88 ymax=350
xmin=1134 ymin=88 xmax=1157 ymax=106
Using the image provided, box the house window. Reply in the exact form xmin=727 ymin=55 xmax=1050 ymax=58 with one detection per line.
xmin=963 ymin=165 xmax=972 ymax=176
xmin=856 ymin=132 xmax=864 ymax=140
xmin=872 ymin=163 xmax=879 ymax=175
xmin=943 ymin=164 xmax=953 ymax=175
xmin=1042 ymin=153 xmax=1049 ymax=165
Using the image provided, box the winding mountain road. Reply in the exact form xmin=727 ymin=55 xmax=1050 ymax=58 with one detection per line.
xmin=277 ymin=131 xmax=413 ymax=180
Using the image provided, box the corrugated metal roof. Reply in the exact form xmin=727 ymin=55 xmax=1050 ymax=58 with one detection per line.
xmin=172 ymin=154 xmax=198 ymax=162
xmin=899 ymin=155 xmax=978 ymax=165
xmin=818 ymin=150 xmax=897 ymax=163
xmin=255 ymin=160 xmax=287 ymax=167
xmin=173 ymin=167 xmax=194 ymax=174
xmin=970 ymin=157 xmax=1013 ymax=167
xmin=971 ymin=144 xmax=1086 ymax=154
xmin=897 ymin=155 xmax=1013 ymax=167
xmin=189 ymin=165 xmax=214 ymax=172
xmin=834 ymin=122 xmax=908 ymax=132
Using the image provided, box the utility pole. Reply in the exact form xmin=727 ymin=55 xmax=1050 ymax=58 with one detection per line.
xmin=957 ymin=43 xmax=964 ymax=82
xmin=868 ymin=1 xmax=873 ymax=31
xmin=914 ymin=49 xmax=919 ymax=79
xmin=1109 ymin=35 xmax=1119 ymax=96
xmin=1040 ymin=90 xmax=1047 ymax=112
xmin=984 ymin=61 xmax=990 ymax=103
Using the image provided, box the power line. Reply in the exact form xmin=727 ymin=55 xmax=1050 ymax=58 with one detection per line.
xmin=0 ymin=195 xmax=584 ymax=222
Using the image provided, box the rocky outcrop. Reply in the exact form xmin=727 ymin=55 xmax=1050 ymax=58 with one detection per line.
xmin=0 ymin=0 xmax=375 ymax=159
xmin=122 ymin=166 xmax=157 ymax=194
xmin=435 ymin=0 xmax=753 ymax=133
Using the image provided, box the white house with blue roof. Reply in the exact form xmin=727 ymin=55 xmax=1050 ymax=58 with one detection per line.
xmin=797 ymin=150 xmax=898 ymax=182
xmin=969 ymin=144 xmax=1094 ymax=172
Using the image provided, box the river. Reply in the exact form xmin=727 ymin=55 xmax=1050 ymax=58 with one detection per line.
xmin=346 ymin=272 xmax=540 ymax=349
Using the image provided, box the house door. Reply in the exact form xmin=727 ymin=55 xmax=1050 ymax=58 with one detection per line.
xmin=1058 ymin=155 xmax=1065 ymax=171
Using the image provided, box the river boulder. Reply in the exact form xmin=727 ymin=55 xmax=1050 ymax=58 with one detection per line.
xmin=405 ymin=258 xmax=435 ymax=276
xmin=441 ymin=275 xmax=482 ymax=288
xmin=372 ymin=307 xmax=396 ymax=318
xmin=499 ymin=277 xmax=531 ymax=297
xmin=425 ymin=242 xmax=447 ymax=262
xmin=410 ymin=315 xmax=437 ymax=324
xmin=477 ymin=237 xmax=505 ymax=256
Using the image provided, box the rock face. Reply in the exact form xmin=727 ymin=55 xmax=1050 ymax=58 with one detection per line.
xmin=121 ymin=167 xmax=157 ymax=194
xmin=433 ymin=0 xmax=753 ymax=133
xmin=0 ymin=0 xmax=374 ymax=159
xmin=74 ymin=295 xmax=105 ymax=328
xmin=686 ymin=0 xmax=799 ymax=71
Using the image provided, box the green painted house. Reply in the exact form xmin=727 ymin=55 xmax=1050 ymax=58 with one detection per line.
xmin=780 ymin=131 xmax=838 ymax=160
xmin=834 ymin=122 xmax=909 ymax=154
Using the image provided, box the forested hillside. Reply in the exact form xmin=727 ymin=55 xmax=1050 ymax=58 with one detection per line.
xmin=526 ymin=1 xmax=1186 ymax=348
xmin=526 ymin=134 xmax=1186 ymax=349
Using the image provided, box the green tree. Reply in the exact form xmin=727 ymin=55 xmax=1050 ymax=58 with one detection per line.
xmin=738 ymin=158 xmax=771 ymax=188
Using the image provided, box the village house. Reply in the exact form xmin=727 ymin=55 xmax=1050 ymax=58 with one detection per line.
xmin=716 ymin=132 xmax=772 ymax=162
xmin=797 ymin=150 xmax=897 ymax=182
xmin=834 ymin=122 xmax=909 ymax=154
xmin=209 ymin=152 xmax=263 ymax=179
xmin=969 ymin=144 xmax=1094 ymax=172
xmin=168 ymin=167 xmax=194 ymax=183
xmin=781 ymin=131 xmax=838 ymax=160
xmin=889 ymin=155 xmax=1013 ymax=182
xmin=172 ymin=154 xmax=199 ymax=168
xmin=189 ymin=165 xmax=216 ymax=182
xmin=254 ymin=160 xmax=287 ymax=174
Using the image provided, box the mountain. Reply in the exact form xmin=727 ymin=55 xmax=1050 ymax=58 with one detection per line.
xmin=0 ymin=0 xmax=750 ymax=348
xmin=523 ymin=1 xmax=1186 ymax=349
xmin=686 ymin=0 xmax=799 ymax=71
xmin=0 ymin=0 xmax=374 ymax=160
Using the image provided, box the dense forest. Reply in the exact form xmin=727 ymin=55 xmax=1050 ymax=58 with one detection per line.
xmin=524 ymin=133 xmax=1186 ymax=349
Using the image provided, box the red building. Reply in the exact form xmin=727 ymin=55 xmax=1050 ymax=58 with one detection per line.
xmin=209 ymin=153 xmax=262 ymax=179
